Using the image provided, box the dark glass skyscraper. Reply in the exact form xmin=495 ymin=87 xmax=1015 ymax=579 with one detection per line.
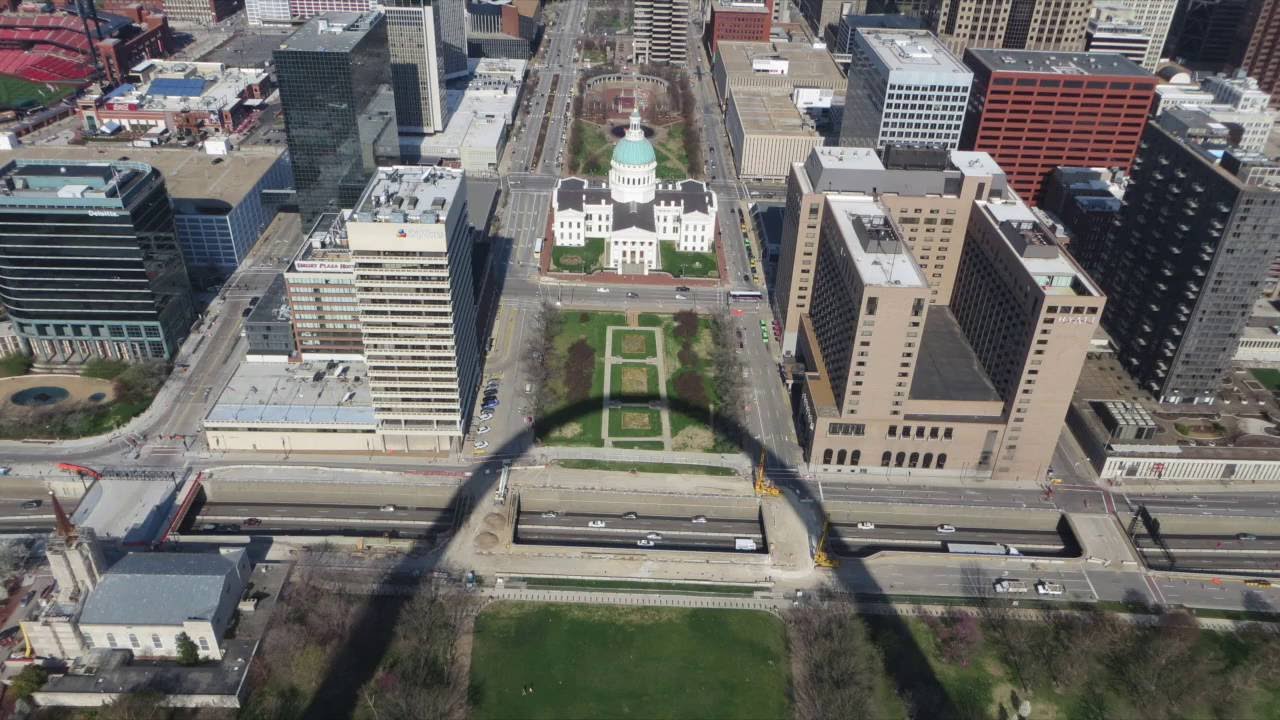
xmin=275 ymin=12 xmax=396 ymax=224
xmin=0 ymin=159 xmax=194 ymax=363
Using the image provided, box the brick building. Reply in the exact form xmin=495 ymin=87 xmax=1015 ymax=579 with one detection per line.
xmin=706 ymin=0 xmax=772 ymax=53
xmin=961 ymin=49 xmax=1156 ymax=204
xmin=1243 ymin=0 xmax=1280 ymax=100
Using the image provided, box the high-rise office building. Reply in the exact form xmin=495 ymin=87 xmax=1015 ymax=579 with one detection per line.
xmin=1113 ymin=0 xmax=1179 ymax=70
xmin=285 ymin=212 xmax=364 ymax=361
xmin=1086 ymin=2 xmax=1152 ymax=67
xmin=433 ymin=0 xmax=469 ymax=79
xmin=0 ymin=159 xmax=194 ymax=363
xmin=707 ymin=0 xmax=772 ymax=53
xmin=1243 ymin=0 xmax=1280 ymax=97
xmin=962 ymin=49 xmax=1157 ymax=204
xmin=932 ymin=0 xmax=1093 ymax=56
xmin=384 ymin=0 xmax=449 ymax=134
xmin=634 ymin=0 xmax=690 ymax=64
xmin=840 ymin=28 xmax=972 ymax=149
xmin=348 ymin=166 xmax=479 ymax=452
xmin=777 ymin=146 xmax=1007 ymax=356
xmin=1168 ymin=0 xmax=1260 ymax=71
xmin=1082 ymin=113 xmax=1280 ymax=404
xmin=785 ymin=186 xmax=1104 ymax=481
xmin=275 ymin=12 xmax=397 ymax=224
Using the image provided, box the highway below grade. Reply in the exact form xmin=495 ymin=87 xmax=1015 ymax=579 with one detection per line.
xmin=515 ymin=511 xmax=765 ymax=554
xmin=828 ymin=524 xmax=1071 ymax=556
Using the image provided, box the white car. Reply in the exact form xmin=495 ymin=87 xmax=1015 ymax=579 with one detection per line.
xmin=479 ymin=412 xmax=494 ymax=421
xmin=646 ymin=532 xmax=663 ymax=540
xmin=588 ymin=520 xmax=607 ymax=528
xmin=596 ymin=287 xmax=610 ymax=293
xmin=636 ymin=539 xmax=655 ymax=547
xmin=675 ymin=294 xmax=688 ymax=300
xmin=1036 ymin=580 xmax=1065 ymax=596
xmin=476 ymin=426 xmax=492 ymax=435
xmin=540 ymin=511 xmax=559 ymax=518
xmin=936 ymin=524 xmax=957 ymax=534
xmin=473 ymin=440 xmax=489 ymax=449
xmin=691 ymin=515 xmax=707 ymax=524
xmin=855 ymin=522 xmax=876 ymax=530
xmin=380 ymin=505 xmax=398 ymax=512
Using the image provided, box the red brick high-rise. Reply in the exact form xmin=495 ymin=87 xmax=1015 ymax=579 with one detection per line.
xmin=961 ymin=49 xmax=1157 ymax=205
xmin=1244 ymin=0 xmax=1280 ymax=100
xmin=707 ymin=0 xmax=773 ymax=53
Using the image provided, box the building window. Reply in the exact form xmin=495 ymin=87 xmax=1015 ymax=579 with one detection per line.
xmin=881 ymin=451 xmax=892 ymax=467
xmin=895 ymin=452 xmax=906 ymax=467
xmin=106 ymin=633 xmax=118 ymax=648
xmin=152 ymin=634 xmax=163 ymax=649
xmin=836 ymin=449 xmax=847 ymax=464
xmin=822 ymin=449 xmax=833 ymax=464
xmin=198 ymin=637 xmax=210 ymax=652
xmin=83 ymin=635 xmax=95 ymax=649
xmin=909 ymin=452 xmax=920 ymax=468
xmin=850 ymin=450 xmax=861 ymax=466
xmin=937 ymin=453 xmax=947 ymax=470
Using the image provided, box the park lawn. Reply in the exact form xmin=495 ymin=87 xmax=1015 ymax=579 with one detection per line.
xmin=513 ymin=577 xmax=759 ymax=595
xmin=653 ymin=314 xmax=735 ymax=452
xmin=611 ymin=440 xmax=665 ymax=450
xmin=611 ymin=328 xmax=657 ymax=359
xmin=556 ymin=458 xmax=737 ymax=476
xmin=654 ymin=124 xmax=691 ymax=181
xmin=608 ymin=406 xmax=662 ymax=438
xmin=570 ymin=120 xmax=612 ymax=176
xmin=660 ymin=243 xmax=718 ymax=278
xmin=0 ymin=75 xmax=74 ymax=111
xmin=469 ymin=603 xmax=790 ymax=720
xmin=654 ymin=144 xmax=686 ymax=182
xmin=540 ymin=311 xmax=625 ymax=447
xmin=551 ymin=237 xmax=605 ymax=274
xmin=583 ymin=48 xmax=608 ymax=65
xmin=610 ymin=362 xmax=659 ymax=402
xmin=1252 ymin=367 xmax=1280 ymax=391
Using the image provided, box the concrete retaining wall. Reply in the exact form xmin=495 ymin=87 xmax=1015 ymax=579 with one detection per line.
xmin=519 ymin=488 xmax=759 ymax=520
xmin=826 ymin=503 xmax=1062 ymax=532
xmin=202 ymin=480 xmax=458 ymax=509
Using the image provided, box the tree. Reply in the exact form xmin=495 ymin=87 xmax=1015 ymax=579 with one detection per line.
xmin=175 ymin=632 xmax=200 ymax=666
xmin=93 ymin=691 xmax=172 ymax=720
xmin=563 ymin=339 xmax=595 ymax=402
xmin=673 ymin=310 xmax=699 ymax=340
xmin=10 ymin=664 xmax=47 ymax=700
xmin=524 ymin=303 xmax=562 ymax=414
xmin=787 ymin=606 xmax=902 ymax=720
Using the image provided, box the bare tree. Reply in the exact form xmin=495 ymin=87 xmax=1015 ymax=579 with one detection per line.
xmin=524 ymin=302 xmax=561 ymax=415
xmin=787 ymin=606 xmax=900 ymax=720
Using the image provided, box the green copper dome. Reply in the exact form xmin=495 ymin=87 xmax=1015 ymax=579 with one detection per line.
xmin=612 ymin=137 xmax=656 ymax=167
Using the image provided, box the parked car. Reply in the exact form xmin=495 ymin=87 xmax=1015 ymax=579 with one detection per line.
xmin=476 ymin=426 xmax=492 ymax=434
xmin=473 ymin=440 xmax=489 ymax=449
xmin=479 ymin=412 xmax=494 ymax=421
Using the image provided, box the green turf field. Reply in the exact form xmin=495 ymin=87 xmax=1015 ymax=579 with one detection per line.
xmin=469 ymin=602 xmax=790 ymax=720
xmin=0 ymin=75 xmax=74 ymax=111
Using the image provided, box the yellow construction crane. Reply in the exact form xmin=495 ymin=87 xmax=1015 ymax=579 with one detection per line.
xmin=753 ymin=448 xmax=780 ymax=497
xmin=814 ymin=519 xmax=838 ymax=568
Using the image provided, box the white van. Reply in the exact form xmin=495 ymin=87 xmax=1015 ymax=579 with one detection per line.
xmin=1036 ymin=580 xmax=1065 ymax=596
xmin=993 ymin=579 xmax=1029 ymax=594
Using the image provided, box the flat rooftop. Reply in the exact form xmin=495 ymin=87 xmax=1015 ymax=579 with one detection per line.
xmin=290 ymin=211 xmax=352 ymax=268
xmin=981 ymin=200 xmax=1102 ymax=297
xmin=826 ymin=195 xmax=926 ymax=288
xmin=716 ymin=41 xmax=846 ymax=83
xmin=70 ymin=479 xmax=178 ymax=544
xmin=0 ymin=158 xmax=150 ymax=205
xmin=205 ymin=360 xmax=375 ymax=427
xmin=713 ymin=0 xmax=770 ymax=13
xmin=0 ymin=145 xmax=285 ymax=207
xmin=967 ymin=48 xmax=1153 ymax=79
xmin=96 ymin=60 xmax=267 ymax=115
xmin=351 ymin=166 xmax=464 ymax=223
xmin=910 ymin=308 xmax=1001 ymax=403
xmin=856 ymin=28 xmax=970 ymax=75
xmin=729 ymin=88 xmax=818 ymax=135
xmin=276 ymin=12 xmax=382 ymax=54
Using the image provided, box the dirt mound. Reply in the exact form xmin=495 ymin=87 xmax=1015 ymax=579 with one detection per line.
xmin=474 ymin=532 xmax=499 ymax=550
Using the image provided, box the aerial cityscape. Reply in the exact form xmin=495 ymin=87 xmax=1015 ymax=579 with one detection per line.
xmin=0 ymin=0 xmax=1278 ymax=717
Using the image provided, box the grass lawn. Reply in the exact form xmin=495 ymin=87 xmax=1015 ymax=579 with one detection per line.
xmin=469 ymin=603 xmax=789 ymax=720
xmin=540 ymin=311 xmax=626 ymax=447
xmin=608 ymin=406 xmax=662 ymax=438
xmin=0 ymin=353 xmax=30 ymax=378
xmin=654 ymin=124 xmax=691 ymax=181
xmin=0 ymin=75 xmax=74 ymax=111
xmin=611 ymin=329 xmax=657 ymax=359
xmin=570 ymin=120 xmax=612 ymax=176
xmin=583 ymin=48 xmax=608 ymax=65
xmin=551 ymin=237 xmax=605 ymax=274
xmin=556 ymin=459 xmax=737 ymax=476
xmin=1252 ymin=367 xmax=1280 ymax=391
xmin=660 ymin=243 xmax=718 ymax=279
xmin=609 ymin=362 xmax=659 ymax=402
xmin=611 ymin=440 xmax=666 ymax=450
xmin=657 ymin=314 xmax=736 ymax=452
